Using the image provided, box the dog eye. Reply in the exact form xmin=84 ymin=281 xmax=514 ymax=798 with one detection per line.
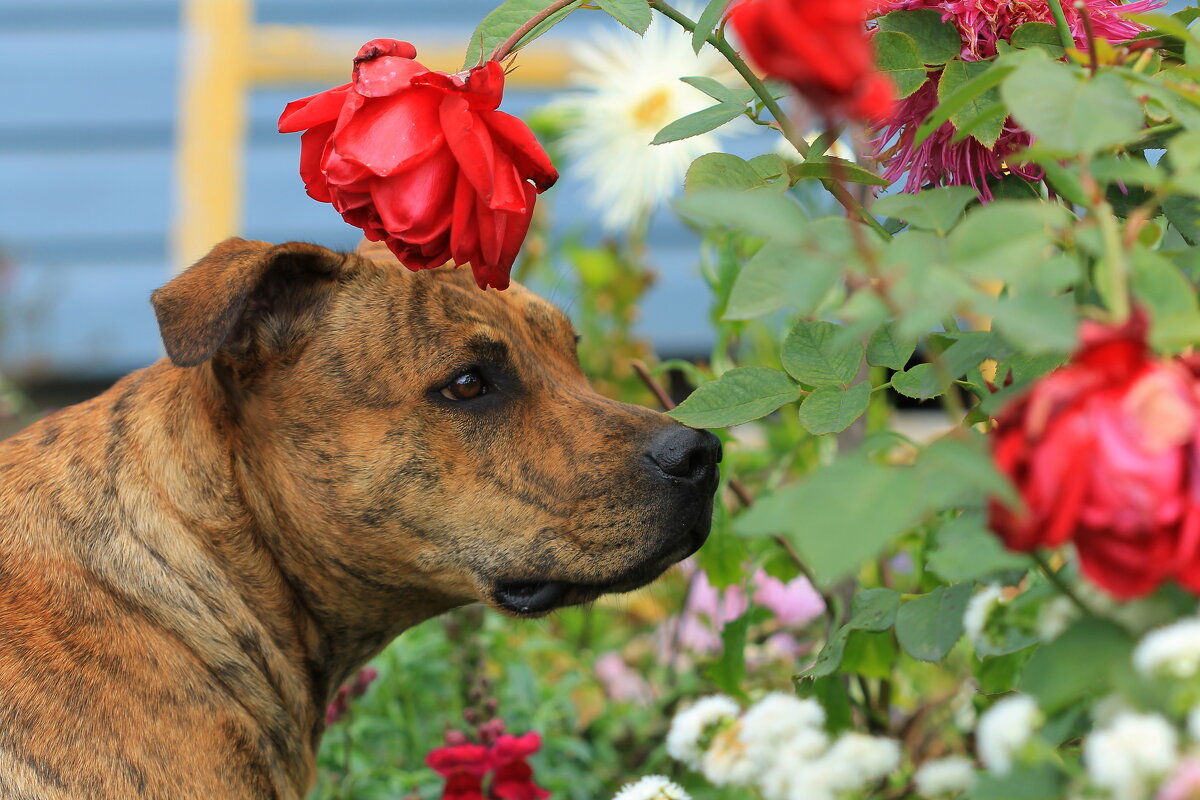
xmin=440 ymin=370 xmax=487 ymax=401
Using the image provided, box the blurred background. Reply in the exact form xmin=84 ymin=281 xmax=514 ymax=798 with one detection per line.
xmin=0 ymin=0 xmax=754 ymax=421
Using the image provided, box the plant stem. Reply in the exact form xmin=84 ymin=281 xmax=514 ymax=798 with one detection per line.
xmin=1075 ymin=1 xmax=1099 ymax=74
xmin=650 ymin=0 xmax=893 ymax=240
xmin=489 ymin=0 xmax=581 ymax=62
xmin=1047 ymin=0 xmax=1077 ymax=52
xmin=1031 ymin=551 xmax=1096 ymax=619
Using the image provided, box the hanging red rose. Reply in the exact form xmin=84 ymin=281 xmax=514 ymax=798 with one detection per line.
xmin=989 ymin=313 xmax=1200 ymax=599
xmin=727 ymin=0 xmax=895 ymax=122
xmin=278 ymin=39 xmax=559 ymax=290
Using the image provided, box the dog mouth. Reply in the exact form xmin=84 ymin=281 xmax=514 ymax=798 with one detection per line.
xmin=491 ymin=521 xmax=709 ymax=617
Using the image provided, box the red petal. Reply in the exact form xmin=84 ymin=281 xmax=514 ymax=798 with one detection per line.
xmin=370 ymin=146 xmax=458 ymax=244
xmin=450 ymin=170 xmax=481 ymax=267
xmin=279 ymin=84 xmax=352 ymax=133
xmin=335 ymin=90 xmax=446 ymax=177
xmin=298 ymin=122 xmax=336 ymax=202
xmin=353 ymin=55 xmax=429 ymax=98
xmin=484 ymin=112 xmax=559 ymax=192
xmin=440 ymin=95 xmax=506 ymax=208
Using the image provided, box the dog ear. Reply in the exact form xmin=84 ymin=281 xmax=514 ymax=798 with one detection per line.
xmin=151 ymin=237 xmax=350 ymax=367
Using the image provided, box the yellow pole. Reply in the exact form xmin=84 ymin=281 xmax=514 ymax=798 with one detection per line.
xmin=171 ymin=0 xmax=251 ymax=274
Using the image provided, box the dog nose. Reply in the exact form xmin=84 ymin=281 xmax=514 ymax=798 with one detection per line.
xmin=647 ymin=426 xmax=722 ymax=482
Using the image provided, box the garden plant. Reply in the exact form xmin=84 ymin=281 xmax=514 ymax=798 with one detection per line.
xmin=281 ymin=0 xmax=1200 ymax=798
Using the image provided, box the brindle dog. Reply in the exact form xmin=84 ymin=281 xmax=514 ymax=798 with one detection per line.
xmin=0 ymin=238 xmax=720 ymax=800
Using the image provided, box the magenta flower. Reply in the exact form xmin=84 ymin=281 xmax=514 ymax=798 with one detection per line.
xmin=868 ymin=0 xmax=1162 ymax=196
xmin=1157 ymin=758 xmax=1200 ymax=800
xmin=752 ymin=569 xmax=825 ymax=627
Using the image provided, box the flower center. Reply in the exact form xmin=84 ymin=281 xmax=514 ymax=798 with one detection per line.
xmin=630 ymin=86 xmax=675 ymax=130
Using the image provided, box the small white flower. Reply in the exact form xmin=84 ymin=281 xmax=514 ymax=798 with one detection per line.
xmin=821 ymin=732 xmax=902 ymax=790
xmin=612 ymin=775 xmax=692 ymax=800
xmin=666 ymin=694 xmax=739 ymax=768
xmin=758 ymin=728 xmax=831 ymax=800
xmin=976 ymin=694 xmax=1042 ymax=775
xmin=1084 ymin=711 xmax=1179 ymax=800
xmin=1133 ymin=618 xmax=1200 ymax=679
xmin=554 ymin=12 xmax=744 ymax=231
xmin=964 ymin=585 xmax=1006 ymax=650
xmin=738 ymin=693 xmax=825 ymax=767
xmin=1036 ymin=596 xmax=1078 ymax=642
xmin=701 ymin=724 xmax=757 ymax=786
xmin=1188 ymin=707 xmax=1200 ymax=741
xmin=915 ymin=756 xmax=977 ymax=797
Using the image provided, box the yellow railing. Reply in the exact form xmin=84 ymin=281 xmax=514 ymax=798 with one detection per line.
xmin=170 ymin=0 xmax=573 ymax=272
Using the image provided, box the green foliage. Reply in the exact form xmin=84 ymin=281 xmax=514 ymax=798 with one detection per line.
xmin=781 ymin=320 xmax=863 ymax=387
xmin=895 ymin=584 xmax=971 ymax=662
xmin=461 ymin=0 xmax=584 ymax=68
xmin=668 ymin=366 xmax=803 ymax=428
xmin=595 ymin=0 xmax=651 ymax=34
xmin=876 ymin=9 xmax=962 ymax=64
xmin=874 ymin=30 xmax=929 ymax=99
xmin=652 ymin=102 xmax=746 ymax=145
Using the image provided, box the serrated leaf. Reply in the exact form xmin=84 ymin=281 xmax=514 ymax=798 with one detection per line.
xmin=891 ymin=363 xmax=942 ymax=399
xmin=877 ymin=9 xmax=962 ymax=64
xmin=874 ymin=186 xmax=978 ymax=236
xmin=1019 ymin=618 xmax=1134 ymax=712
xmin=668 ymin=367 xmax=802 ymax=428
xmin=928 ymin=513 xmax=1029 ymax=583
xmin=1001 ymin=60 xmax=1144 ymax=155
xmin=674 ymin=189 xmax=809 ymax=241
xmin=895 ymin=584 xmax=971 ymax=662
xmin=990 ymin=292 xmax=1079 ymax=354
xmin=913 ymin=61 xmax=1018 ymax=148
xmin=798 ymin=383 xmax=871 ymax=435
xmin=462 ymin=0 xmax=585 ymax=69
xmin=788 ymin=157 xmax=890 ymax=187
xmin=680 ymin=75 xmax=746 ymax=104
xmin=874 ymin=30 xmax=929 ymax=99
xmin=782 ymin=321 xmax=864 ymax=387
xmin=1010 ymin=21 xmax=1066 ymax=57
xmin=867 ymin=323 xmax=918 ymax=370
xmin=692 ymin=0 xmax=730 ymax=53
xmin=653 ymin=102 xmax=746 ymax=145
xmin=596 ymin=0 xmax=651 ymax=34
xmin=685 ymin=153 xmax=767 ymax=192
xmin=940 ymin=59 xmax=1004 ymax=148
xmin=948 ymin=200 xmax=1073 ymax=280
xmin=724 ymin=240 xmax=841 ymax=320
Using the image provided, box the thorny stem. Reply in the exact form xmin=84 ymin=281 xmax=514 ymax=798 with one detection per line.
xmin=1031 ymin=551 xmax=1100 ymax=619
xmin=629 ymin=360 xmax=829 ymax=604
xmin=1075 ymin=1 xmax=1100 ymax=74
xmin=489 ymin=0 xmax=582 ymax=63
xmin=649 ymin=0 xmax=894 ymax=241
xmin=1047 ymin=0 xmax=1077 ymax=52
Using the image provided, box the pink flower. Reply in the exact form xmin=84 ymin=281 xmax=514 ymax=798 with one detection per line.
xmin=868 ymin=0 xmax=1162 ymax=196
xmin=1158 ymin=758 xmax=1200 ymax=800
xmin=594 ymin=653 xmax=652 ymax=704
xmin=752 ymin=569 xmax=826 ymax=627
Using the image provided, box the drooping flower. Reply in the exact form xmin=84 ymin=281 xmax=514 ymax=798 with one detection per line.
xmin=976 ymin=694 xmax=1042 ymax=775
xmin=489 ymin=732 xmax=550 ymax=800
xmin=728 ymin=0 xmax=895 ymax=122
xmin=555 ymin=14 xmax=740 ymax=231
xmin=868 ymin=0 xmax=1162 ymax=196
xmin=278 ymin=39 xmax=558 ymax=290
xmin=612 ymin=775 xmax=692 ymax=800
xmin=1084 ymin=711 xmax=1179 ymax=800
xmin=988 ymin=313 xmax=1200 ymax=599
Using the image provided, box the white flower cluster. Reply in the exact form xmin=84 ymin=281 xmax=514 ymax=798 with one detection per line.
xmin=963 ymin=585 xmax=1007 ymax=651
xmin=1083 ymin=712 xmax=1179 ymax=800
xmin=914 ymin=755 xmax=977 ymax=797
xmin=1133 ymin=617 xmax=1200 ymax=679
xmin=663 ymin=692 xmax=900 ymax=800
xmin=976 ymin=694 xmax=1042 ymax=775
xmin=612 ymin=775 xmax=692 ymax=800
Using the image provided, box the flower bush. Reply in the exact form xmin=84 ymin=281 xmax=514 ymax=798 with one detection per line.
xmin=289 ymin=0 xmax=1200 ymax=798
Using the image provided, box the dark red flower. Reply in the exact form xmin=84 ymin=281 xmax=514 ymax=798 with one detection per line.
xmin=989 ymin=313 xmax=1200 ymax=598
xmin=427 ymin=743 xmax=495 ymax=800
xmin=278 ymin=39 xmax=558 ymax=290
xmin=727 ymin=0 xmax=895 ymax=122
xmin=489 ymin=733 xmax=549 ymax=800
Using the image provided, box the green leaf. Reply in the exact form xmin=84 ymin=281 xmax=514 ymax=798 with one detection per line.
xmin=948 ymin=200 xmax=1072 ymax=280
xmin=1001 ymin=60 xmax=1144 ymax=155
xmin=668 ymin=367 xmax=802 ymax=428
xmin=724 ymin=241 xmax=839 ymax=320
xmin=1010 ymin=22 xmax=1066 ymax=57
xmin=685 ymin=153 xmax=768 ymax=192
xmin=696 ymin=504 xmax=749 ymax=588
xmin=735 ymin=458 xmax=925 ymax=585
xmin=462 ymin=0 xmax=584 ymax=69
xmin=680 ymin=75 xmax=749 ymax=104
xmin=798 ymin=383 xmax=871 ymax=435
xmin=692 ymin=0 xmax=730 ymax=53
xmin=873 ymin=30 xmax=929 ymax=99
xmin=1132 ymin=245 xmax=1200 ymax=351
xmin=781 ymin=321 xmax=864 ymax=387
xmin=874 ymin=186 xmax=978 ymax=236
xmin=841 ymin=631 xmax=897 ymax=679
xmin=1019 ymin=618 xmax=1134 ymax=712
xmin=940 ymin=60 xmax=1004 ymax=148
xmin=919 ymin=436 xmax=1019 ymax=509
xmin=895 ymin=584 xmax=972 ymax=662
xmin=913 ymin=61 xmax=1018 ymax=148
xmin=704 ymin=613 xmax=750 ymax=700
xmin=969 ymin=766 xmax=1066 ymax=800
xmin=653 ymin=102 xmax=746 ymax=145
xmin=674 ymin=189 xmax=809 ymax=241
xmin=595 ymin=0 xmax=652 ymax=34
xmin=928 ymin=513 xmax=1029 ymax=583
xmin=1165 ymin=194 xmax=1200 ymax=245
xmin=802 ymin=627 xmax=851 ymax=678
xmin=849 ymin=588 xmax=902 ymax=631
xmin=796 ymin=675 xmax=854 ymax=733
xmin=867 ymin=323 xmax=918 ymax=370
xmin=990 ymin=292 xmax=1079 ymax=355
xmin=877 ymin=9 xmax=962 ymax=64
xmin=788 ymin=157 xmax=890 ymax=187
xmin=891 ymin=363 xmax=942 ymax=400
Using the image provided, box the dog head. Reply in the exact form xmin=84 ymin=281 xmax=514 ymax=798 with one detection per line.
xmin=151 ymin=238 xmax=719 ymax=628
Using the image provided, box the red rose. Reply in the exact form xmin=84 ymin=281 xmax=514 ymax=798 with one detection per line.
xmin=989 ymin=313 xmax=1200 ymax=598
xmin=278 ymin=39 xmax=558 ymax=290
xmin=427 ymin=742 xmax=494 ymax=800
xmin=727 ymin=0 xmax=895 ymax=122
xmin=488 ymin=733 xmax=549 ymax=800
